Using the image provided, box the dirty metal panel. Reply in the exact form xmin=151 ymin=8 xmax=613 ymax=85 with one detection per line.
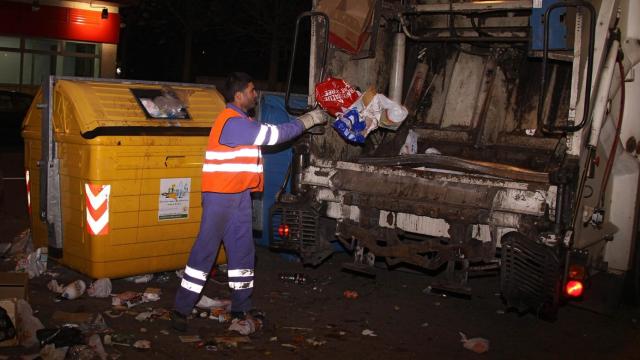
xmin=480 ymin=67 xmax=509 ymax=146
xmin=358 ymin=155 xmax=550 ymax=183
xmin=378 ymin=210 xmax=494 ymax=243
xmin=424 ymin=53 xmax=458 ymax=126
xmin=330 ymin=169 xmax=494 ymax=209
xmin=442 ymin=52 xmax=486 ymax=128
xmin=413 ymin=129 xmax=470 ymax=143
xmin=302 ymin=165 xmax=336 ymax=187
xmin=471 ymin=224 xmax=492 ymax=243
xmin=492 ymin=188 xmax=552 ymax=216
xmin=309 ymin=159 xmax=549 ymax=192
xmin=379 ymin=210 xmax=450 ymax=237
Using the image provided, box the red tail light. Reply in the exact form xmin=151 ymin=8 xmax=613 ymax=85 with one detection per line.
xmin=278 ymin=224 xmax=290 ymax=238
xmin=565 ymin=280 xmax=584 ymax=297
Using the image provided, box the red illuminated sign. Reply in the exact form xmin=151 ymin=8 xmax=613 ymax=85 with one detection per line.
xmin=0 ymin=2 xmax=120 ymax=44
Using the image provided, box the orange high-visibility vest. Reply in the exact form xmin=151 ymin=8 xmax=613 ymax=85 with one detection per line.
xmin=201 ymin=108 xmax=263 ymax=193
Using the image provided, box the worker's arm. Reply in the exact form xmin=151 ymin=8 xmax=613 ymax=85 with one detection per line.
xmin=220 ymin=110 xmax=326 ymax=147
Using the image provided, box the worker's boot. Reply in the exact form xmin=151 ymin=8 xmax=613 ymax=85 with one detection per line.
xmin=170 ymin=310 xmax=188 ymax=332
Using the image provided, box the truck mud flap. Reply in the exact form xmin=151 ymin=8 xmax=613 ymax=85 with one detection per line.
xmin=500 ymin=231 xmax=562 ymax=320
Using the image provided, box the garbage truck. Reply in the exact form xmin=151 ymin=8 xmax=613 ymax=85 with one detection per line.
xmin=269 ymin=0 xmax=640 ymax=318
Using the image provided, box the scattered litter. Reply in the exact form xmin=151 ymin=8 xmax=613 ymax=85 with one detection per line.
xmin=205 ymin=345 xmax=217 ymax=351
xmin=306 ymin=337 xmax=326 ymax=347
xmin=160 ymin=330 xmax=169 ymax=335
xmin=142 ymin=288 xmax=161 ymax=302
xmin=47 ymin=280 xmax=64 ymax=293
xmin=179 ymin=335 xmax=201 ymax=343
xmin=87 ymin=278 xmax=112 ymax=298
xmin=343 ymin=290 xmax=359 ymax=299
xmin=36 ymin=325 xmax=84 ymax=348
xmin=421 ymin=322 xmax=429 ymax=327
xmin=496 ymin=309 xmax=506 ymax=315
xmin=339 ymin=331 xmax=346 ymax=336
xmin=199 ymin=312 xmax=208 ymax=318
xmin=125 ymin=274 xmax=153 ymax=284
xmin=361 ymin=329 xmax=377 ymax=337
xmin=15 ymin=247 xmax=48 ymax=279
xmin=111 ymin=291 xmax=144 ymax=308
xmin=175 ymin=270 xmax=185 ymax=279
xmin=155 ymin=272 xmax=171 ymax=283
xmin=228 ymin=317 xmax=262 ymax=335
xmin=214 ymin=336 xmax=251 ymax=348
xmin=425 ymin=147 xmax=442 ymax=155
xmin=109 ymin=333 xmax=135 ymax=347
xmin=281 ymin=343 xmax=297 ymax=350
xmin=51 ymin=312 xmax=108 ymax=334
xmin=459 ymin=332 xmax=490 ymax=354
xmin=87 ymin=334 xmax=108 ymax=360
xmin=38 ymin=342 xmax=68 ymax=360
xmin=133 ymin=340 xmax=151 ymax=349
xmin=103 ymin=335 xmax=112 ymax=346
xmin=269 ymin=336 xmax=278 ymax=342
xmin=16 ymin=299 xmax=44 ymax=347
xmin=44 ymin=271 xmax=60 ymax=278
xmin=60 ymin=280 xmax=86 ymax=300
xmin=278 ymin=272 xmax=307 ymax=285
xmin=208 ymin=312 xmax=230 ymax=323
xmin=135 ymin=312 xmax=152 ymax=322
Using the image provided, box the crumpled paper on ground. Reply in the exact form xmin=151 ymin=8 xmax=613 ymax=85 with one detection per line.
xmin=228 ymin=318 xmax=261 ymax=335
xmin=16 ymin=299 xmax=44 ymax=347
xmin=111 ymin=291 xmax=144 ymax=308
xmin=459 ymin=332 xmax=490 ymax=354
xmin=39 ymin=343 xmax=69 ymax=360
xmin=87 ymin=278 xmax=112 ymax=298
xmin=48 ymin=280 xmax=86 ymax=300
xmin=125 ymin=274 xmax=153 ymax=284
xmin=15 ymin=247 xmax=47 ymax=279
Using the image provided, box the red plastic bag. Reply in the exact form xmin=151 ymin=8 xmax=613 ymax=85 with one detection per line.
xmin=315 ymin=77 xmax=360 ymax=117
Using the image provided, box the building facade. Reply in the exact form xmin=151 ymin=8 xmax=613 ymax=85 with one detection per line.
xmin=0 ymin=0 xmax=121 ymax=94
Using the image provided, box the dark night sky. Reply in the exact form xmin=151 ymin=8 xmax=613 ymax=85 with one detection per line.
xmin=118 ymin=0 xmax=312 ymax=89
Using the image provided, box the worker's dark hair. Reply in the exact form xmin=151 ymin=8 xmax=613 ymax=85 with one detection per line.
xmin=222 ymin=72 xmax=253 ymax=103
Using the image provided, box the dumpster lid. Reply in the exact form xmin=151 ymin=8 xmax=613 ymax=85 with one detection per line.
xmin=54 ymin=78 xmax=225 ymax=135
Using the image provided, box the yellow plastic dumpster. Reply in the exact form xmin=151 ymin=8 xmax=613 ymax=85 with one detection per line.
xmin=22 ymin=77 xmax=226 ymax=278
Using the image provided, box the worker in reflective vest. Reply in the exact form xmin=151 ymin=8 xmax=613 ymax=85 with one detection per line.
xmin=172 ymin=72 xmax=325 ymax=332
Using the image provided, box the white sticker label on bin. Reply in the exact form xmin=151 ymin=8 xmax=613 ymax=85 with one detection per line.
xmin=158 ymin=178 xmax=191 ymax=221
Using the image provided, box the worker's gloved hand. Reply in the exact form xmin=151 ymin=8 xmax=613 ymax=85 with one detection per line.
xmin=297 ymin=109 xmax=327 ymax=130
